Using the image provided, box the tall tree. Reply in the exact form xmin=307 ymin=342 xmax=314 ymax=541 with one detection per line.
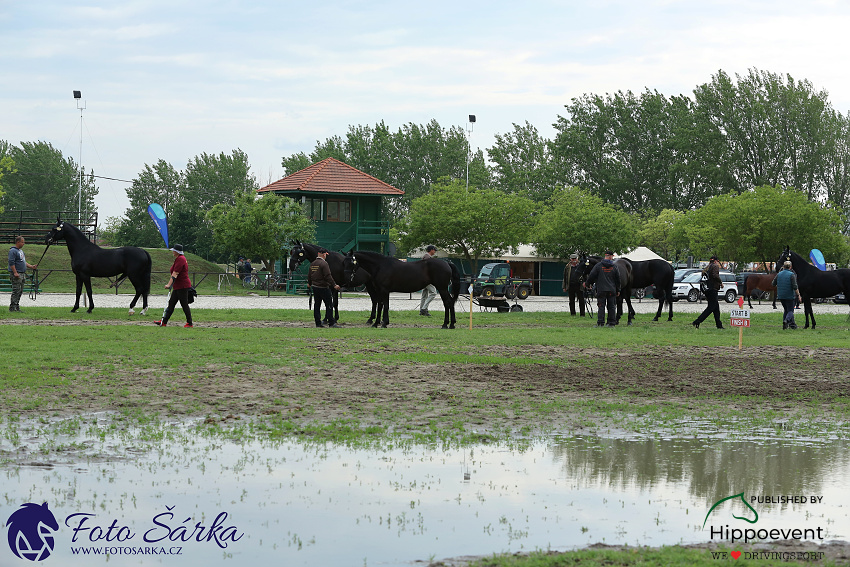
xmin=403 ymin=178 xmax=534 ymax=273
xmin=0 ymin=141 xmax=97 ymax=218
xmin=693 ymin=69 xmax=837 ymax=199
xmin=488 ymin=121 xmax=557 ymax=201
xmin=636 ymin=209 xmax=688 ymax=262
xmin=532 ymin=186 xmax=638 ymax=259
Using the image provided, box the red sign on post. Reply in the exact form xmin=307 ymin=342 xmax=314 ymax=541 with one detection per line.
xmin=730 ymin=318 xmax=750 ymax=327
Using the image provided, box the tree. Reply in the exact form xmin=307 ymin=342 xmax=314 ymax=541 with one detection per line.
xmin=488 ymin=121 xmax=557 ymax=201
xmin=280 ymin=119 xmax=490 ymax=220
xmin=674 ymin=185 xmax=848 ymax=266
xmin=637 ymin=209 xmax=687 ymax=262
xmin=206 ymin=193 xmax=315 ymax=271
xmin=403 ymin=178 xmax=534 ymax=273
xmin=0 ymin=141 xmax=15 ymax=213
xmin=116 ymin=160 xmax=184 ymax=248
xmin=693 ymin=69 xmax=837 ymax=199
xmin=532 ymin=186 xmax=638 ymax=259
xmin=0 ymin=141 xmax=97 ymax=217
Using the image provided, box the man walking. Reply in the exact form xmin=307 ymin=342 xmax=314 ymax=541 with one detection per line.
xmin=420 ymin=245 xmax=438 ymax=316
xmin=772 ymin=260 xmax=802 ymax=329
xmin=692 ymin=255 xmax=724 ymax=329
xmin=584 ymin=250 xmax=621 ymax=327
xmin=8 ymin=236 xmax=37 ymax=312
xmin=562 ymin=253 xmax=585 ymax=316
xmin=308 ymin=248 xmax=340 ymax=327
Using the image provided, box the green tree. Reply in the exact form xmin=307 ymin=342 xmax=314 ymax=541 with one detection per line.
xmin=693 ymin=69 xmax=837 ymax=199
xmin=488 ymin=121 xmax=557 ymax=201
xmin=207 ymin=193 xmax=315 ymax=271
xmin=636 ymin=209 xmax=687 ymax=262
xmin=0 ymin=142 xmax=15 ymax=213
xmin=532 ymin=186 xmax=638 ymax=259
xmin=404 ymin=178 xmax=534 ymax=273
xmin=0 ymin=141 xmax=97 ymax=217
xmin=116 ymin=160 xmax=185 ymax=248
xmin=675 ymin=185 xmax=848 ymax=266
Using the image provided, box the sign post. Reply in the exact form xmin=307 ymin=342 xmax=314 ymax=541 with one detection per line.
xmin=730 ymin=297 xmax=750 ymax=350
xmin=468 ymin=284 xmax=474 ymax=330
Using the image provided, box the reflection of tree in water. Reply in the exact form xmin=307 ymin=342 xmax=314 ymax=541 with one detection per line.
xmin=549 ymin=437 xmax=850 ymax=507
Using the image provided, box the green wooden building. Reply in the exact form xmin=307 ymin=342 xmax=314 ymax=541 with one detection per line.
xmin=258 ymin=157 xmax=403 ymax=254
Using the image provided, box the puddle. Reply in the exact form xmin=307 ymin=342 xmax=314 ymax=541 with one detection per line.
xmin=1 ymin=420 xmax=849 ymax=565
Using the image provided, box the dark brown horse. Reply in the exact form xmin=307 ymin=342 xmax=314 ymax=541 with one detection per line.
xmin=743 ymin=273 xmax=777 ymax=309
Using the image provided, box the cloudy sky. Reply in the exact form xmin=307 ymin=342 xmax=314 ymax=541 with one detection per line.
xmin=4 ymin=0 xmax=850 ymax=219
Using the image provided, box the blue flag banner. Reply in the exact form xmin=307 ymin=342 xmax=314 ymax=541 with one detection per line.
xmin=147 ymin=203 xmax=169 ymax=247
xmin=810 ymin=249 xmax=826 ymax=271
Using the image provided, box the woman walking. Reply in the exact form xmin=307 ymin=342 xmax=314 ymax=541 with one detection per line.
xmin=155 ymin=244 xmax=193 ymax=328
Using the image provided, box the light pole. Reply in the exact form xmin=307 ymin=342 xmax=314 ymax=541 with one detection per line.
xmin=466 ymin=115 xmax=475 ymax=190
xmin=73 ymin=90 xmax=85 ymax=225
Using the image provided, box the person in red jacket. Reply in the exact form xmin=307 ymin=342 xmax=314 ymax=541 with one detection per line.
xmin=155 ymin=244 xmax=193 ymax=328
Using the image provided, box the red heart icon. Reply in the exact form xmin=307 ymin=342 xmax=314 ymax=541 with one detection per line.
xmin=731 ymin=551 xmax=742 ymax=559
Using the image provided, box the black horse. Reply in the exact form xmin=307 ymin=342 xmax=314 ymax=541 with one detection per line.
xmin=777 ymin=246 xmax=850 ymax=329
xmin=288 ymin=241 xmax=379 ymax=324
xmin=622 ymin=257 xmax=675 ymax=323
xmin=575 ymin=253 xmax=632 ymax=324
xmin=342 ymin=250 xmax=460 ymax=328
xmin=45 ymin=219 xmax=152 ymax=314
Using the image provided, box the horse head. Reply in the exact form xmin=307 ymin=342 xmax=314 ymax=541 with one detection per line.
xmin=777 ymin=245 xmax=792 ymax=268
xmin=342 ymin=251 xmax=359 ymax=285
xmin=7 ymin=502 xmax=60 ymax=561
xmin=288 ymin=241 xmax=307 ymax=273
xmin=574 ymin=252 xmax=593 ymax=281
xmin=45 ymin=219 xmax=67 ymax=246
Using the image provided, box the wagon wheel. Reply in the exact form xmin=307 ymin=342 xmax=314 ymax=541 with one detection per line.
xmin=504 ymin=286 xmax=516 ymax=299
xmin=516 ymin=286 xmax=530 ymax=300
xmin=634 ymin=287 xmax=646 ymax=299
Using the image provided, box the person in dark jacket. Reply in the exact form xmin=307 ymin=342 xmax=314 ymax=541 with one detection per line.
xmin=692 ymin=255 xmax=723 ymax=329
xmin=584 ymin=250 xmax=621 ymax=327
xmin=772 ymin=260 xmax=802 ymax=329
xmin=308 ymin=248 xmax=340 ymax=328
xmin=562 ymin=253 xmax=585 ymax=316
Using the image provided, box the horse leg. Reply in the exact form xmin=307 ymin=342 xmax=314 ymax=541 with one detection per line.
xmin=327 ymin=288 xmax=339 ymax=323
xmin=380 ymin=293 xmax=390 ymax=328
xmin=439 ymin=290 xmax=453 ymax=329
xmin=625 ymin=296 xmax=635 ymax=325
xmin=366 ymin=284 xmax=377 ymax=325
xmin=653 ymin=296 xmax=663 ymax=322
xmin=806 ymin=299 xmax=815 ymax=329
xmin=84 ymin=278 xmax=95 ymax=313
xmin=71 ymin=275 xmax=84 ymax=312
xmin=747 ymin=286 xmax=753 ymax=309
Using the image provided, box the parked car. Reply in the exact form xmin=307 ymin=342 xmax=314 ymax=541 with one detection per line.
xmin=833 ymin=293 xmax=847 ymax=304
xmin=672 ymin=270 xmax=738 ymax=303
xmin=674 ymin=268 xmax=702 ymax=283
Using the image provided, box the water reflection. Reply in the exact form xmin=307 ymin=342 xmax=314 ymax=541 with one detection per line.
xmin=0 ymin=424 xmax=848 ymax=566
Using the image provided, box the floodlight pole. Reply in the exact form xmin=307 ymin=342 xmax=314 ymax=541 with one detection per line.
xmin=466 ymin=115 xmax=475 ymax=191
xmin=74 ymin=91 xmax=86 ymax=225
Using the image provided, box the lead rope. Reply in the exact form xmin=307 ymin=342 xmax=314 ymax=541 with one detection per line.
xmin=28 ymin=243 xmax=52 ymax=301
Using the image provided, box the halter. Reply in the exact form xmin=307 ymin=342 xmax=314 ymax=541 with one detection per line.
xmin=289 ymin=245 xmax=306 ymax=272
xmin=46 ymin=222 xmax=64 ymax=246
xmin=345 ymin=255 xmax=360 ymax=284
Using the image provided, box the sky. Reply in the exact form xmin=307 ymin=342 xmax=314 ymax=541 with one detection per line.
xmin=4 ymin=0 xmax=850 ymax=220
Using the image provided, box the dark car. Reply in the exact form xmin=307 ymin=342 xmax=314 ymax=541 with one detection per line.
xmin=833 ymin=293 xmax=847 ymax=304
xmin=673 ymin=268 xmax=702 ymax=283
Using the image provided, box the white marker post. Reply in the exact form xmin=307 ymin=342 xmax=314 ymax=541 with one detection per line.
xmin=730 ymin=307 xmax=750 ymax=350
xmin=468 ymin=284 xmax=474 ymax=330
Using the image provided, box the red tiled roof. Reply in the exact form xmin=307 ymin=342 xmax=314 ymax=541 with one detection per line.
xmin=258 ymin=157 xmax=404 ymax=196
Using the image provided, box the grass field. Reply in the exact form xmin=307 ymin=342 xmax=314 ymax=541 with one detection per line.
xmin=2 ymin=308 xmax=849 ymax=566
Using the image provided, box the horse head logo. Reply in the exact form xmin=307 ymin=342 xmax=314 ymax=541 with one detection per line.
xmin=703 ymin=492 xmax=759 ymax=529
xmin=6 ymin=502 xmax=60 ymax=561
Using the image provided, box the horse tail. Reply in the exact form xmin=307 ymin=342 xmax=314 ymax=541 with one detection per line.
xmin=450 ymin=262 xmax=461 ymax=305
